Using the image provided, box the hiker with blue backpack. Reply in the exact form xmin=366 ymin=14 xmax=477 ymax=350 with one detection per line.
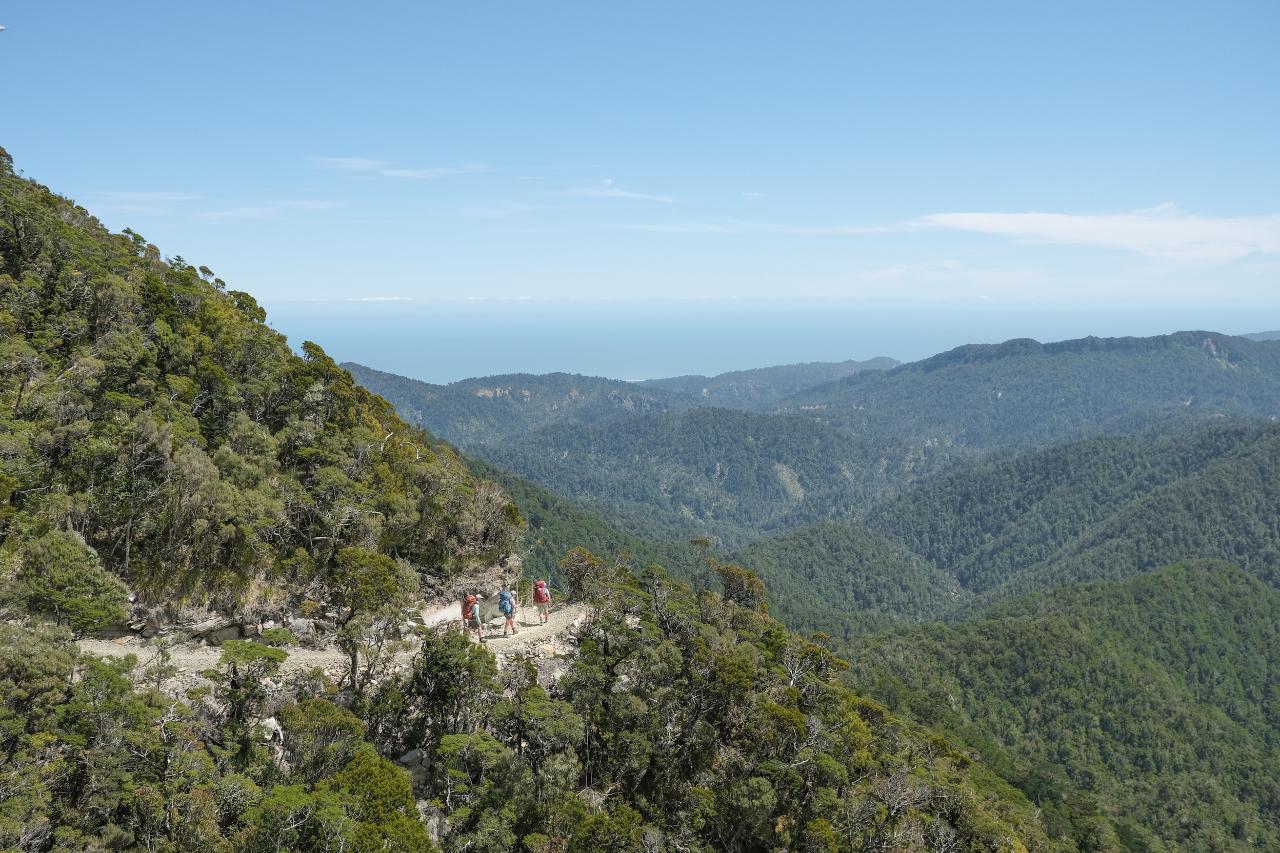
xmin=499 ymin=587 xmax=519 ymax=637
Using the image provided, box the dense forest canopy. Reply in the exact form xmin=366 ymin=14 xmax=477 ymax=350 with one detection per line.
xmin=862 ymin=419 xmax=1280 ymax=605
xmin=846 ymin=563 xmax=1280 ymax=851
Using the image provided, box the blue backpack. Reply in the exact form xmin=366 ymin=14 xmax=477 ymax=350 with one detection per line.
xmin=499 ymin=590 xmax=515 ymax=615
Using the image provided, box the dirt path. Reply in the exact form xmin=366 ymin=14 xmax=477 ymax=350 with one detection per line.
xmin=76 ymin=603 xmax=590 ymax=685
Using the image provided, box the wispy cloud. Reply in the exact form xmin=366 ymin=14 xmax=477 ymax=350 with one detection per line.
xmin=92 ymin=191 xmax=202 ymax=214
xmin=567 ymin=178 xmax=680 ymax=204
xmin=616 ymin=205 xmax=1280 ymax=264
xmin=915 ymin=204 xmax=1280 ymax=263
xmin=312 ymin=156 xmax=485 ymax=180
xmin=740 ymin=191 xmax=767 ymax=200
xmin=618 ymin=219 xmax=890 ymax=236
xmin=200 ymin=200 xmax=343 ymax=221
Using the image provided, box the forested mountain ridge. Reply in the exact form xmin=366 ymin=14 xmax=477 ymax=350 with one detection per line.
xmin=344 ymin=362 xmax=684 ymax=449
xmin=780 ymin=331 xmax=1280 ymax=450
xmin=641 ymin=356 xmax=898 ymax=409
xmin=863 ymin=418 xmax=1280 ymax=605
xmin=847 ymin=562 xmax=1280 ymax=851
xmin=0 ymin=148 xmax=1057 ymax=850
xmin=476 ymin=407 xmax=954 ymax=546
xmin=719 ymin=418 xmax=1280 ymax=646
xmin=344 ymin=355 xmax=898 ymax=451
xmin=354 ymin=330 xmax=1280 ymax=557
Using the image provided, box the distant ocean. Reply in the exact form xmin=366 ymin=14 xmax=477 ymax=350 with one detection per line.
xmin=263 ymin=299 xmax=1275 ymax=384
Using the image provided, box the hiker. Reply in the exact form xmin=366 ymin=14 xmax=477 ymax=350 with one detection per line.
xmin=532 ymin=578 xmax=552 ymax=625
xmin=461 ymin=593 xmax=484 ymax=642
xmin=499 ymin=587 xmax=518 ymax=637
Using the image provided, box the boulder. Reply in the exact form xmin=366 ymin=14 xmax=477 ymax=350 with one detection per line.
xmin=205 ymin=624 xmax=241 ymax=646
xmin=190 ymin=615 xmax=233 ymax=635
xmin=398 ymin=748 xmax=425 ymax=767
xmin=259 ymin=716 xmax=284 ymax=743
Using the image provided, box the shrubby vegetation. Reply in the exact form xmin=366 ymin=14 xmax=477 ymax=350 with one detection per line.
xmin=847 ymin=562 xmax=1280 ymax=851
xmin=0 ymin=146 xmax=521 ymax=613
xmin=0 ymin=558 xmax=1057 ymax=851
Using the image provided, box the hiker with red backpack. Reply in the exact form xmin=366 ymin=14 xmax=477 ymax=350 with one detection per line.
xmin=532 ymin=579 xmax=552 ymax=625
xmin=461 ymin=593 xmax=484 ymax=642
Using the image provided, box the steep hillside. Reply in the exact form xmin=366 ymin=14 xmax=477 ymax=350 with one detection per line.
xmin=0 ymin=148 xmax=521 ymax=613
xmin=847 ymin=562 xmax=1280 ymax=851
xmin=642 ymin=356 xmax=897 ymax=410
xmin=781 ymin=332 xmax=1280 ymax=450
xmin=344 ymin=362 xmax=683 ymax=448
xmin=863 ymin=419 xmax=1280 ymax=605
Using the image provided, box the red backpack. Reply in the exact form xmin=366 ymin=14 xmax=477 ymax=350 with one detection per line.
xmin=462 ymin=594 xmax=478 ymax=620
xmin=533 ymin=580 xmax=550 ymax=604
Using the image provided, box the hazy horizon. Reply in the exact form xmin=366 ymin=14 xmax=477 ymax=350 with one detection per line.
xmin=266 ymin=298 xmax=1278 ymax=384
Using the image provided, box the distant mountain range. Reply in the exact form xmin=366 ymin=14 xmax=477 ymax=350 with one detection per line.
xmin=778 ymin=331 xmax=1280 ymax=449
xmin=640 ymin=356 xmax=899 ymax=409
xmin=342 ymin=356 xmax=896 ymax=449
xmin=353 ymin=330 xmax=1280 ymax=547
xmin=1244 ymin=328 xmax=1280 ymax=341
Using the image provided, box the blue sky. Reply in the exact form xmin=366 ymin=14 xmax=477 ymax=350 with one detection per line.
xmin=2 ymin=2 xmax=1279 ymax=377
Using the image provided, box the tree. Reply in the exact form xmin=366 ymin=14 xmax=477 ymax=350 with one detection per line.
xmin=559 ymin=546 xmax=606 ymax=601
xmin=18 ymin=530 xmax=128 ymax=637
xmin=712 ymin=559 xmax=767 ymax=612
xmin=279 ymin=699 xmax=368 ymax=785
xmin=320 ymin=744 xmax=436 ymax=852
xmin=330 ymin=547 xmax=419 ymax=695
